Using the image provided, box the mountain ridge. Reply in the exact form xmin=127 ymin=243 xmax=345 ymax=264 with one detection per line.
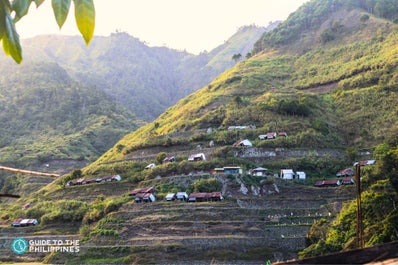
xmin=17 ymin=25 xmax=269 ymax=121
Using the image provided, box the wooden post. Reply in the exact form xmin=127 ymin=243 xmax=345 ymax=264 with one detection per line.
xmin=355 ymin=164 xmax=364 ymax=249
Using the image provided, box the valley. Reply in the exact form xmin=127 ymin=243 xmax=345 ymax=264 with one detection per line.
xmin=1 ymin=0 xmax=398 ymax=264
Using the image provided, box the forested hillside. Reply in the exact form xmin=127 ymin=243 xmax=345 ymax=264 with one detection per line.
xmin=15 ymin=25 xmax=268 ymax=121
xmin=0 ymin=61 xmax=138 ymax=166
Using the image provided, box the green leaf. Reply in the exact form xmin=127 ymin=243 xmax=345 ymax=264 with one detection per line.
xmin=52 ymin=0 xmax=71 ymax=28
xmin=12 ymin=0 xmax=32 ymax=22
xmin=0 ymin=1 xmax=7 ymax=40
xmin=73 ymin=0 xmax=95 ymax=45
xmin=2 ymin=12 xmax=22 ymax=63
xmin=33 ymin=0 xmax=45 ymax=7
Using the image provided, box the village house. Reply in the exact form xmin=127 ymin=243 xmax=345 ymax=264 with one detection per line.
xmin=176 ymin=192 xmax=189 ymax=201
xmin=165 ymin=193 xmax=176 ymax=201
xmin=280 ymin=169 xmax=295 ymax=179
xmin=188 ymin=153 xmax=206 ymax=161
xmin=354 ymin=160 xmax=376 ymax=166
xmin=213 ymin=168 xmax=225 ymax=174
xmin=251 ymin=167 xmax=268 ymax=177
xmin=22 ymin=203 xmax=33 ymax=210
xmin=336 ymin=168 xmax=354 ymax=177
xmin=129 ymin=187 xmax=155 ymax=196
xmin=259 ymin=132 xmax=288 ymax=140
xmin=259 ymin=132 xmax=277 ymax=140
xmin=145 ymin=163 xmax=156 ymax=169
xmin=212 ymin=166 xmax=243 ymax=175
xmin=314 ymin=179 xmax=341 ymax=187
xmin=341 ymin=177 xmax=355 ymax=185
xmin=296 ymin=171 xmax=306 ymax=180
xmin=188 ymin=192 xmax=223 ymax=202
xmin=232 ymin=139 xmax=253 ymax=147
xmin=12 ymin=218 xmax=38 ymax=227
xmin=166 ymin=192 xmax=190 ymax=201
xmin=209 ymin=192 xmax=223 ymax=201
xmin=83 ymin=178 xmax=97 ymax=184
xmin=129 ymin=187 xmax=156 ymax=203
xmin=74 ymin=178 xmax=85 ymax=185
xmin=163 ymin=156 xmax=176 ymax=163
xmin=228 ymin=125 xmax=256 ymax=130
xmin=96 ymin=175 xmax=122 ymax=182
xmin=188 ymin=192 xmax=209 ymax=202
xmin=224 ymin=166 xmax=243 ymax=174
xmin=66 ymin=175 xmax=121 ymax=187
xmin=111 ymin=175 xmax=122 ymax=181
xmin=140 ymin=193 xmax=156 ymax=203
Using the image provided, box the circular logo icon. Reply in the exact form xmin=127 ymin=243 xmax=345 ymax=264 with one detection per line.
xmin=11 ymin=238 xmax=28 ymax=255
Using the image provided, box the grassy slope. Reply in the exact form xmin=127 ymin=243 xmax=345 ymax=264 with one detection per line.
xmin=88 ymin=12 xmax=398 ymax=171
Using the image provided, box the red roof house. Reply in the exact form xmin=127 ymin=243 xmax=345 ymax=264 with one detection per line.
xmin=188 ymin=192 xmax=210 ymax=202
xmin=259 ymin=132 xmax=277 ymax=140
xmin=341 ymin=177 xmax=355 ymax=185
xmin=314 ymin=179 xmax=341 ymax=187
xmin=336 ymin=168 xmax=354 ymax=177
xmin=134 ymin=192 xmax=156 ymax=203
xmin=129 ymin=187 xmax=155 ymax=196
xmin=209 ymin=192 xmax=223 ymax=201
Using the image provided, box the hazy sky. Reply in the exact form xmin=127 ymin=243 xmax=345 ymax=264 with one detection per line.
xmin=16 ymin=0 xmax=310 ymax=54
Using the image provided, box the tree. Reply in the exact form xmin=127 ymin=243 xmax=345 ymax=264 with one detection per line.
xmin=0 ymin=0 xmax=95 ymax=64
xmin=232 ymin=53 xmax=242 ymax=62
xmin=156 ymin=152 xmax=167 ymax=164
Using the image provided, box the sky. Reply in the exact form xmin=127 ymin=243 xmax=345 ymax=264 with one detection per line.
xmin=16 ymin=0 xmax=310 ymax=54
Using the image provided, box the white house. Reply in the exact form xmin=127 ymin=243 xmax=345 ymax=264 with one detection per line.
xmin=296 ymin=171 xmax=306 ymax=180
xmin=145 ymin=163 xmax=156 ymax=169
xmin=176 ymin=192 xmax=189 ymax=201
xmin=280 ymin=169 xmax=295 ymax=179
xmin=12 ymin=218 xmax=38 ymax=227
xmin=188 ymin=153 xmax=206 ymax=161
xmin=259 ymin=132 xmax=277 ymax=140
xmin=233 ymin=139 xmax=253 ymax=147
xmin=251 ymin=167 xmax=268 ymax=177
xmin=165 ymin=193 xmax=176 ymax=201
xmin=354 ymin=160 xmax=376 ymax=166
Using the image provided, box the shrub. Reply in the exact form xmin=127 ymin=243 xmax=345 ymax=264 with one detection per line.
xmin=192 ymin=178 xmax=222 ymax=192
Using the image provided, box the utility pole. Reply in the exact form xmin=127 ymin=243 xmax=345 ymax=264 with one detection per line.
xmin=355 ymin=163 xmax=364 ymax=249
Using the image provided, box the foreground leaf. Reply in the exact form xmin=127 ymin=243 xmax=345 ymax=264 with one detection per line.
xmin=0 ymin=0 xmax=7 ymax=40
xmin=2 ymin=11 xmax=22 ymax=63
xmin=73 ymin=0 xmax=95 ymax=45
xmin=12 ymin=0 xmax=32 ymax=22
xmin=33 ymin=0 xmax=45 ymax=7
xmin=52 ymin=0 xmax=71 ymax=28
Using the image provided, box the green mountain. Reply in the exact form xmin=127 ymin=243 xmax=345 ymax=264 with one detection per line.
xmin=17 ymin=25 xmax=268 ymax=121
xmin=0 ymin=61 xmax=138 ymax=168
xmin=0 ymin=25 xmax=272 ymax=208
xmin=0 ymin=25 xmax=268 ymax=185
xmin=1 ymin=0 xmax=398 ymax=264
